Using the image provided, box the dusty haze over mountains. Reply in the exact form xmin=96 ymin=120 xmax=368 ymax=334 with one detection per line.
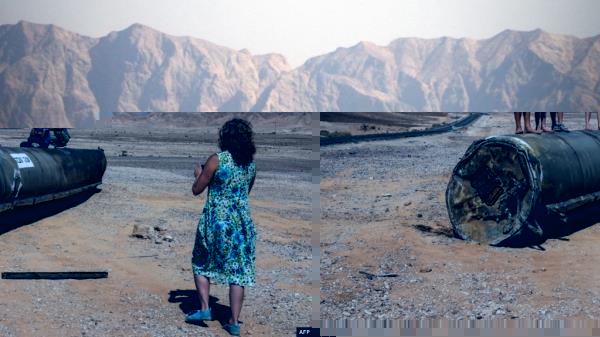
xmin=0 ymin=21 xmax=599 ymax=127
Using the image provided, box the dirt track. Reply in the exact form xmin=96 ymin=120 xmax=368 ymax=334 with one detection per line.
xmin=0 ymin=126 xmax=313 ymax=337
xmin=321 ymin=113 xmax=600 ymax=322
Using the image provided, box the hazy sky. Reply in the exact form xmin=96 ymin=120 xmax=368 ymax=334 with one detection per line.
xmin=1 ymin=0 xmax=600 ymax=67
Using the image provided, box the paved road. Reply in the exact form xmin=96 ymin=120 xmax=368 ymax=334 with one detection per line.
xmin=320 ymin=112 xmax=486 ymax=146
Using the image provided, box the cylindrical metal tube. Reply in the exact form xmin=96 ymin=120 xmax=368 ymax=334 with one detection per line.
xmin=446 ymin=130 xmax=600 ymax=245
xmin=0 ymin=147 xmax=107 ymax=212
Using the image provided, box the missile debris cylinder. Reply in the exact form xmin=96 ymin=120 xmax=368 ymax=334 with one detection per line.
xmin=446 ymin=130 xmax=600 ymax=245
xmin=0 ymin=147 xmax=106 ymax=213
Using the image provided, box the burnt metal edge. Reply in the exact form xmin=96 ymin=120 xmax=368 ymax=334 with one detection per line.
xmin=320 ymin=112 xmax=486 ymax=147
xmin=547 ymin=190 xmax=600 ymax=215
xmin=446 ymin=135 xmax=542 ymax=245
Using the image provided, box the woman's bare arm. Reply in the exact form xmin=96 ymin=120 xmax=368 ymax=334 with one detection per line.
xmin=192 ymin=154 xmax=219 ymax=196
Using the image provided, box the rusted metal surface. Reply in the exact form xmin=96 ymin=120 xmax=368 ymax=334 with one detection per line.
xmin=0 ymin=147 xmax=106 ymax=212
xmin=446 ymin=130 xmax=600 ymax=245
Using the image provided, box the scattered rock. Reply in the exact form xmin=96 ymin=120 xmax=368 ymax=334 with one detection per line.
xmin=419 ymin=267 xmax=432 ymax=273
xmin=131 ymin=225 xmax=151 ymax=239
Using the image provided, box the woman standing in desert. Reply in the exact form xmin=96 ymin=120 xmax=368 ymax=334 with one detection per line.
xmin=187 ymin=118 xmax=257 ymax=336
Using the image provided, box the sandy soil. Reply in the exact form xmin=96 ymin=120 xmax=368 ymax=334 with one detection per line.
xmin=321 ymin=113 xmax=600 ymax=322
xmin=0 ymin=125 xmax=313 ymax=337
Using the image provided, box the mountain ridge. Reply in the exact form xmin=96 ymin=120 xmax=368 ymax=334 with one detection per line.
xmin=0 ymin=21 xmax=599 ymax=127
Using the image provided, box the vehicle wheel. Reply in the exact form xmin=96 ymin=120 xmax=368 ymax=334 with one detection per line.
xmin=20 ymin=141 xmax=31 ymax=148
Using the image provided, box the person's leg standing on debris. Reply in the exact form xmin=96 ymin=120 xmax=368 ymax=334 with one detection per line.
xmin=585 ymin=112 xmax=600 ymax=130
xmin=552 ymin=112 xmax=569 ymax=132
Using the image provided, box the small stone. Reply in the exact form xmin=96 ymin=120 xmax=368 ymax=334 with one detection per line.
xmin=154 ymin=225 xmax=167 ymax=232
xmin=131 ymin=224 xmax=151 ymax=239
xmin=419 ymin=267 xmax=432 ymax=273
xmin=163 ymin=235 xmax=174 ymax=242
xmin=417 ymin=213 xmax=423 ymax=218
xmin=404 ymin=201 xmax=412 ymax=206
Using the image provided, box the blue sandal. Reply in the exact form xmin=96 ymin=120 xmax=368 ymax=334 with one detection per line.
xmin=223 ymin=322 xmax=241 ymax=336
xmin=185 ymin=308 xmax=212 ymax=322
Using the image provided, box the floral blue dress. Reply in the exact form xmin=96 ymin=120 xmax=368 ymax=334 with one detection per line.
xmin=192 ymin=151 xmax=257 ymax=286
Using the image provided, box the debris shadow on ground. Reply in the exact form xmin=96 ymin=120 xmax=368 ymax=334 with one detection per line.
xmin=499 ymin=202 xmax=600 ymax=249
xmin=0 ymin=188 xmax=100 ymax=235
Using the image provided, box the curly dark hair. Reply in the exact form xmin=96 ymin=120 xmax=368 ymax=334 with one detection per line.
xmin=218 ymin=118 xmax=256 ymax=167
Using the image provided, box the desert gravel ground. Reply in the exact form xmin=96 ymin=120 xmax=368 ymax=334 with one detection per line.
xmin=0 ymin=127 xmax=313 ymax=337
xmin=321 ymin=113 xmax=600 ymax=322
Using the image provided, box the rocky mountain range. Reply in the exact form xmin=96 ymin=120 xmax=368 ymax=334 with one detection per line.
xmin=263 ymin=29 xmax=600 ymax=113
xmin=0 ymin=21 xmax=599 ymax=127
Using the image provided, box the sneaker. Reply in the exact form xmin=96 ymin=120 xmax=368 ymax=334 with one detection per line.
xmin=185 ymin=309 xmax=212 ymax=322
xmin=552 ymin=124 xmax=562 ymax=132
xmin=224 ymin=323 xmax=241 ymax=336
xmin=558 ymin=123 xmax=570 ymax=132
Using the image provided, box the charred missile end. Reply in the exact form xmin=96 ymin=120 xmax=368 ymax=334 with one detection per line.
xmin=446 ymin=136 xmax=540 ymax=245
xmin=448 ymin=131 xmax=600 ymax=245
